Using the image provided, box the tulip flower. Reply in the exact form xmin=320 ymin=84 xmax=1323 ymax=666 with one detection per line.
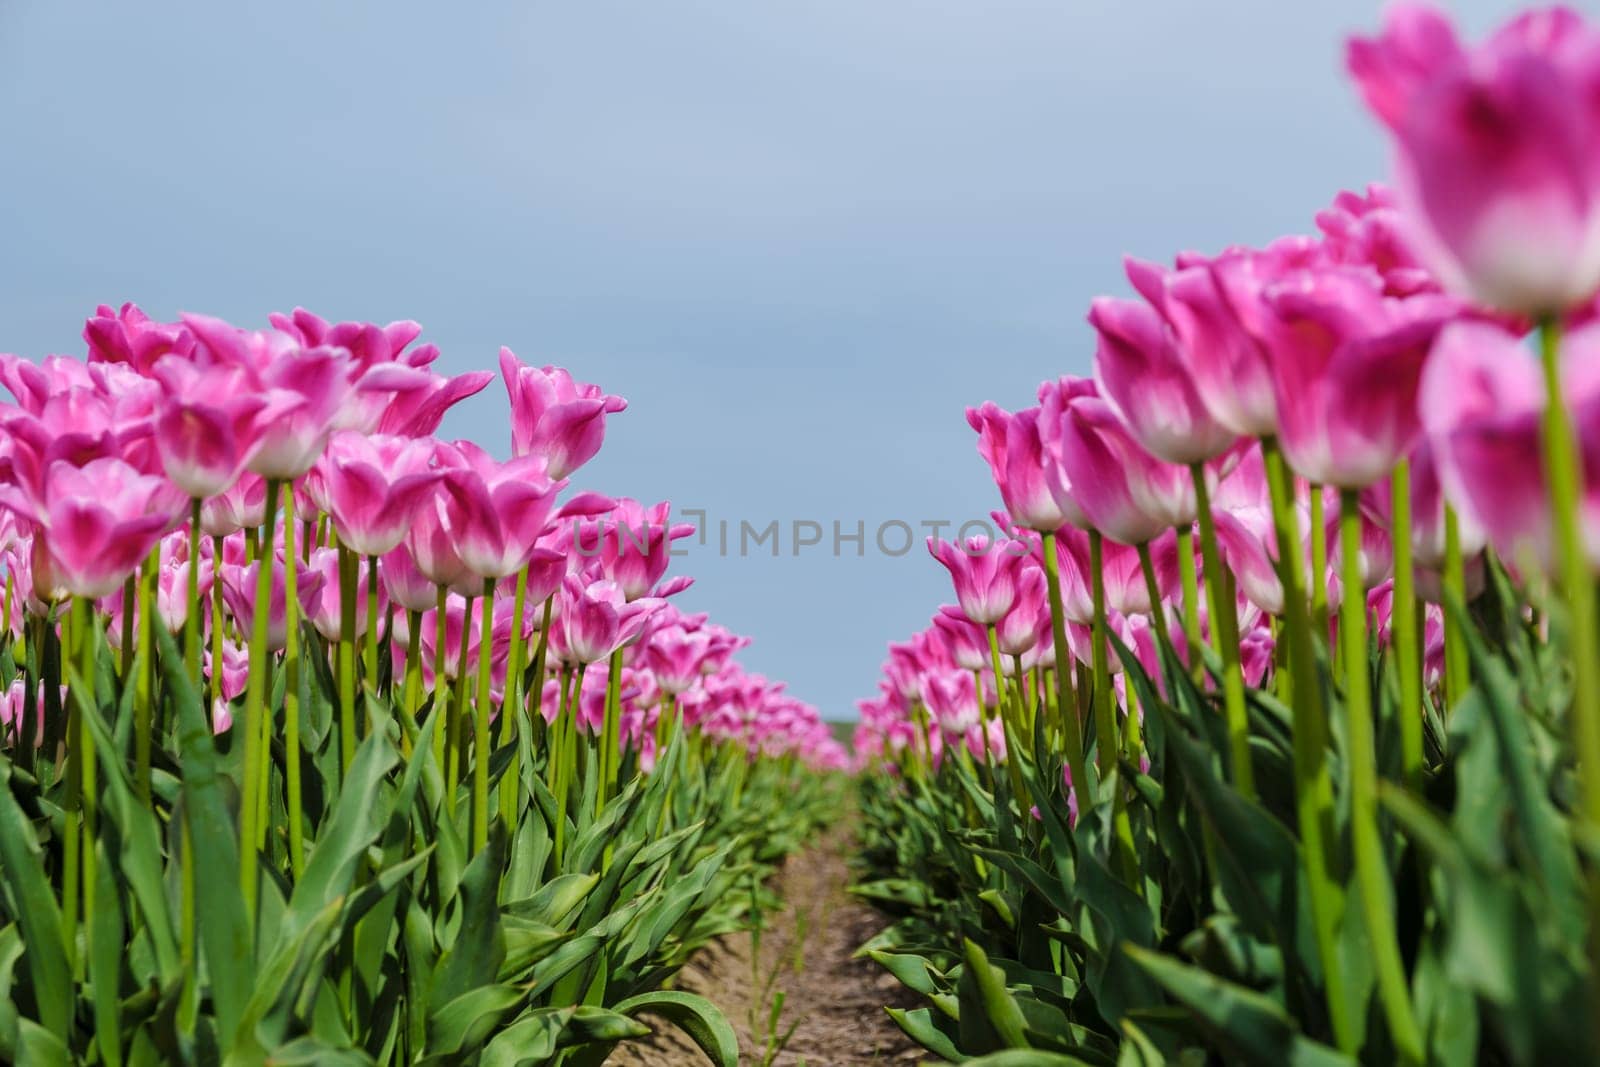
xmin=579 ymin=498 xmax=696 ymax=601
xmin=83 ymin=302 xmax=194 ymax=373
xmin=1089 ymin=282 xmax=1239 ymax=465
xmin=645 ymin=620 xmax=713 ymax=694
xmin=1046 ymin=389 xmax=1195 ymax=545
xmin=376 ymin=368 xmax=495 ymax=437
xmin=1421 ymin=318 xmax=1600 ymax=571
xmin=1349 ymin=4 xmax=1600 ymax=315
xmin=0 ymin=458 xmax=185 ymax=600
xmin=1259 ymin=266 xmax=1461 ymax=488
xmin=500 ymin=348 xmax=628 ymax=479
xmin=1162 ymin=238 xmax=1322 ymax=438
xmin=200 ymin=473 xmax=269 ymax=538
xmin=317 ymin=431 xmax=441 ymax=557
xmin=380 ymin=543 xmax=440 ymax=614
xmin=149 ymin=358 xmax=271 ymax=499
xmin=219 ymin=552 xmax=327 ymax=652
xmin=1315 ymin=184 xmax=1440 ymax=299
xmin=995 ymin=564 xmax=1049 ymax=658
xmin=927 ymin=536 xmax=1028 ymax=626
xmin=304 ymin=548 xmax=388 ymax=643
xmin=966 ymin=402 xmax=1086 ymax=531
xmin=922 ymin=669 xmax=981 ymax=735
xmin=182 ymin=314 xmax=353 ymax=480
xmin=436 ymin=441 xmax=562 ymax=582
xmin=931 ymin=606 xmax=990 ymax=672
xmin=556 ymin=573 xmax=666 ymax=666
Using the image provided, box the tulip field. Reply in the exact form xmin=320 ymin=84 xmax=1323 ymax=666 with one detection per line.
xmin=0 ymin=301 xmax=848 ymax=1065
xmin=847 ymin=5 xmax=1600 ymax=1066
xmin=6 ymin=2 xmax=1600 ymax=1066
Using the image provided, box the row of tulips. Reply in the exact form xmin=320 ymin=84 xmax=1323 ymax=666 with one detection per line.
xmin=853 ymin=5 xmax=1600 ymax=1064
xmin=0 ymin=297 xmax=845 ymax=1064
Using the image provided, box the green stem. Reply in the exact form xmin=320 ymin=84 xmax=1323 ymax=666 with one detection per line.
xmin=1088 ymin=531 xmax=1118 ymax=776
xmin=61 ymin=604 xmax=81 ymax=978
xmin=119 ymin=575 xmax=135 ymax=681
xmin=1339 ymin=489 xmax=1423 ymax=1064
xmin=445 ymin=596 xmax=474 ymax=818
xmin=1440 ymin=506 xmax=1471 ymax=710
xmin=282 ymin=487 xmax=304 ymax=880
xmin=337 ymin=545 xmax=358 ymax=777
xmin=402 ymin=609 xmax=423 ymax=726
xmin=554 ymin=665 xmax=579 ymax=866
xmin=365 ymin=555 xmax=379 ymax=694
xmin=185 ymin=498 xmax=203 ymax=689
xmin=209 ymin=535 xmax=225 ymax=718
xmin=1176 ymin=525 xmax=1205 ymax=677
xmin=1192 ymin=462 xmax=1255 ymax=801
xmin=1263 ymin=439 xmax=1350 ymax=1051
xmin=985 ymin=624 xmax=1028 ymax=805
xmin=497 ymin=567 xmax=530 ymax=828
xmin=601 ymin=647 xmax=624 ymax=808
xmin=76 ymin=599 xmax=98 ymax=977
xmin=1390 ymin=460 xmax=1423 ymax=789
xmin=1310 ymin=482 xmax=1328 ymax=634
xmin=134 ymin=550 xmax=157 ymax=802
xmin=472 ymin=577 xmax=496 ymax=854
xmin=238 ymin=479 xmax=279 ymax=929
xmin=1041 ymin=530 xmax=1088 ymax=808
xmin=1538 ymin=320 xmax=1600 ymax=995
xmin=432 ymin=586 xmax=449 ymax=774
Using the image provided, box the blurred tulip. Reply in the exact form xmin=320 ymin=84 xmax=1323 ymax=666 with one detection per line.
xmin=1349 ymin=4 xmax=1600 ymax=314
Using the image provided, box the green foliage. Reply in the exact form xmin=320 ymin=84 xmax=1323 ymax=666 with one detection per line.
xmin=0 ymin=617 xmax=836 ymax=1064
xmin=857 ymin=592 xmax=1599 ymax=1065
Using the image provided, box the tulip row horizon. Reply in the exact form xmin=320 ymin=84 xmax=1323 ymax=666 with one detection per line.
xmin=0 ymin=303 xmax=847 ymax=811
xmin=853 ymin=4 xmax=1600 ymax=1063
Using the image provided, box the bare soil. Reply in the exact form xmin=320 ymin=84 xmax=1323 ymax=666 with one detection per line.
xmin=609 ymin=821 xmax=923 ymax=1066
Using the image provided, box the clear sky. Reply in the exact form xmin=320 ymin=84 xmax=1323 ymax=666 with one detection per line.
xmin=0 ymin=0 xmax=1548 ymax=719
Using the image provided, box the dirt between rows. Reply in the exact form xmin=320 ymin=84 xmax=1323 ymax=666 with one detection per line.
xmin=608 ymin=821 xmax=924 ymax=1066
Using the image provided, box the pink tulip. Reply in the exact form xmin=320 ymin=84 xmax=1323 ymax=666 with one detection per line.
xmin=376 ymin=369 xmax=494 ymax=437
xmin=405 ymin=489 xmax=477 ymax=596
xmin=1 ymin=458 xmax=185 ymax=600
xmin=995 ymin=564 xmax=1049 ymax=657
xmin=1315 ymin=184 xmax=1440 ymax=298
xmin=155 ymin=533 xmax=214 ymax=633
xmin=927 ymin=536 xmax=1028 ymax=626
xmin=556 ymin=573 xmax=666 ymax=665
xmin=380 ymin=543 xmax=440 ymax=614
xmin=577 ymin=498 xmax=695 ymax=601
xmin=499 ymin=348 xmax=628 ymax=479
xmin=646 ymin=620 xmax=713 ymax=694
xmin=206 ymin=641 xmax=249 ymax=732
xmin=966 ymin=403 xmax=1086 ymax=531
xmin=83 ymin=303 xmax=194 ymax=373
xmin=1162 ymin=238 xmax=1323 ymax=438
xmin=416 ymin=594 xmax=512 ymax=687
xmin=304 ymin=548 xmax=387 ymax=642
xmin=0 ymin=680 xmax=59 ymax=749
xmin=200 ymin=473 xmax=268 ymax=538
xmin=1259 ymin=266 xmax=1461 ymax=488
xmin=1349 ymin=5 xmax=1600 ymax=314
xmin=182 ymin=314 xmax=353 ymax=479
xmin=316 ymin=431 xmax=441 ymax=556
xmin=219 ymin=551 xmax=327 ymax=652
xmin=921 ymin=669 xmax=981 ymax=735
xmin=1045 ymin=385 xmax=1195 ymax=545
xmin=148 ymin=358 xmax=271 ymax=499
xmin=1089 ymin=279 xmax=1239 ymax=465
xmin=1420 ymin=318 xmax=1600 ymax=570
xmin=932 ymin=606 xmax=990 ymax=672
xmin=436 ymin=441 xmax=562 ymax=582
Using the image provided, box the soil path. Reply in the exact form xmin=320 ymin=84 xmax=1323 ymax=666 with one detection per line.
xmin=610 ymin=820 xmax=922 ymax=1065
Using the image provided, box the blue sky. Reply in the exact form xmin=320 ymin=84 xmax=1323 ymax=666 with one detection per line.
xmin=0 ymin=0 xmax=1543 ymax=719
